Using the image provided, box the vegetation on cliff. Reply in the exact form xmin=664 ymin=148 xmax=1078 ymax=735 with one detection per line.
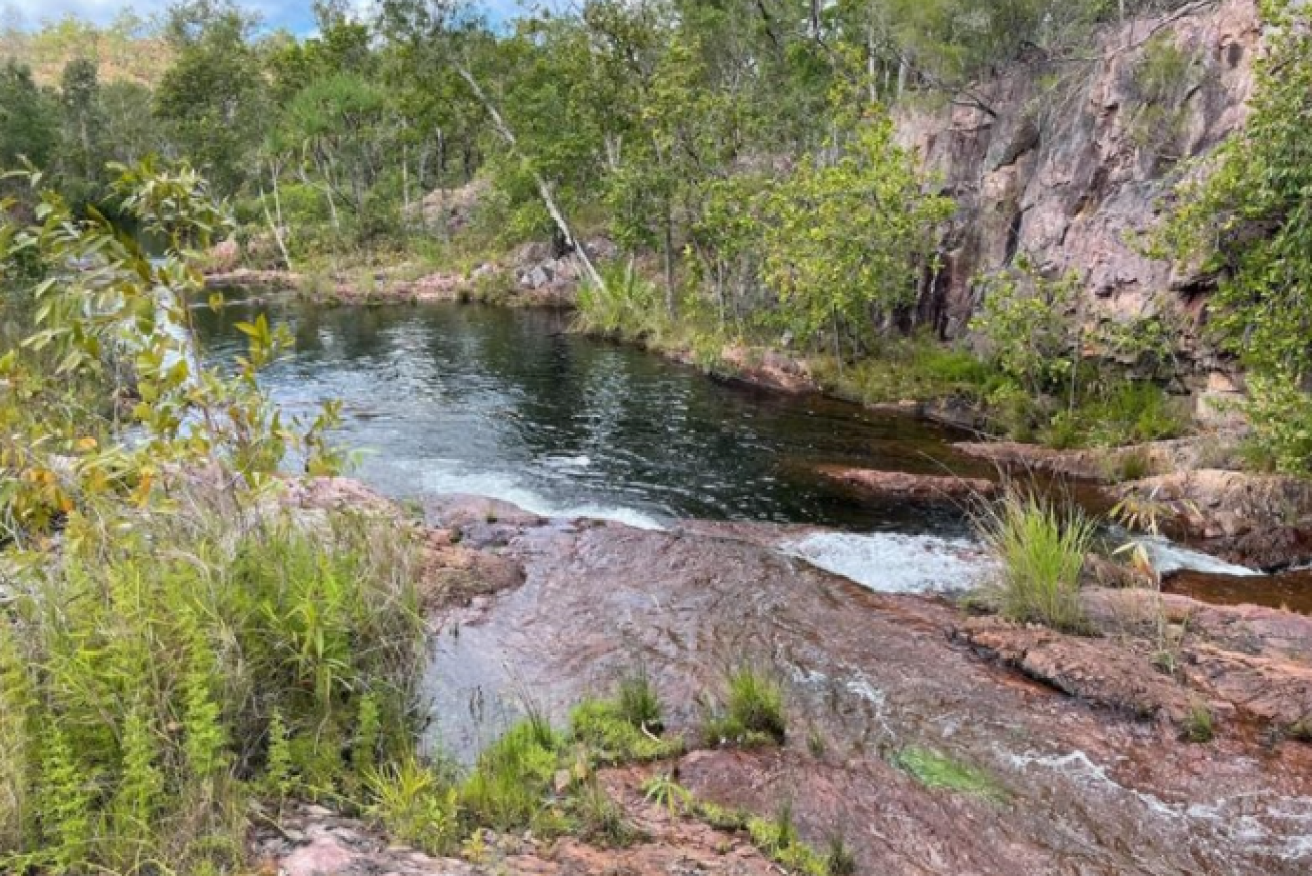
xmin=1158 ymin=0 xmax=1312 ymax=472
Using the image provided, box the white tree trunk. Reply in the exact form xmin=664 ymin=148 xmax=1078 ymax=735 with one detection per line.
xmin=456 ymin=64 xmax=607 ymax=295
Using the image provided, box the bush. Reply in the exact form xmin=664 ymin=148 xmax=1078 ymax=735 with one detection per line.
xmin=1239 ymin=369 xmax=1312 ymax=475
xmin=366 ymin=757 xmax=460 ymax=856
xmin=575 ymin=261 xmax=665 ymax=338
xmin=975 ymin=489 xmax=1096 ymax=633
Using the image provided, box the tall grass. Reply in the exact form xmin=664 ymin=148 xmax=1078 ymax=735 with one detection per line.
xmin=975 ymin=488 xmax=1097 ymax=633
xmin=574 ymin=261 xmax=665 ymax=338
xmin=0 ymin=493 xmax=425 ymax=873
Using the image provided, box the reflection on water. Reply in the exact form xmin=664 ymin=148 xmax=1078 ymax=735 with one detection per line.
xmin=196 ymin=300 xmax=989 ymax=535
xmin=196 ymin=298 xmax=1312 ymax=610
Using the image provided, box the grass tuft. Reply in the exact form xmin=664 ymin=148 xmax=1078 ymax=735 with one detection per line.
xmin=460 ymin=718 xmax=562 ymax=832
xmin=570 ymin=669 xmax=682 ymax=764
xmin=974 ymin=488 xmax=1096 ymax=633
xmin=1182 ymin=702 xmax=1215 ymax=744
xmin=703 ymin=666 xmax=787 ymax=747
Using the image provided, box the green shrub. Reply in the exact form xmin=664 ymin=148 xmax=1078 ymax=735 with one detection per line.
xmin=975 ymin=489 xmax=1096 ymax=633
xmin=1040 ymin=383 xmax=1188 ymax=450
xmin=366 ymin=757 xmax=460 ymax=855
xmin=575 ymin=262 xmax=665 ymax=338
xmin=0 ymin=501 xmax=425 ymax=874
xmin=1238 ymin=369 xmax=1312 ymax=474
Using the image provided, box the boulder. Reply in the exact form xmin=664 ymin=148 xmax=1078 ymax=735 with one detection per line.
xmin=818 ymin=466 xmax=997 ymax=501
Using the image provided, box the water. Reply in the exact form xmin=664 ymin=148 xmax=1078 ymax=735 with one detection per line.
xmin=195 ymin=298 xmax=1312 ymax=604
xmin=195 ymin=300 xmax=989 ymax=537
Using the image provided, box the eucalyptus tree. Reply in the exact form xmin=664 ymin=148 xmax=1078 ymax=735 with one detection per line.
xmin=154 ymin=0 xmax=270 ymax=195
xmin=57 ymin=56 xmax=101 ymax=189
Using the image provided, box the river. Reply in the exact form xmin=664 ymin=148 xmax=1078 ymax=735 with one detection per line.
xmin=196 ymin=298 xmax=1298 ymax=602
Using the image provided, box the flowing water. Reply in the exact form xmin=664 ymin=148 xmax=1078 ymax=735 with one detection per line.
xmin=196 ymin=299 xmax=1309 ymax=602
xmin=197 ymin=300 xmax=1312 ymax=873
xmin=196 ymin=300 xmax=1008 ymax=590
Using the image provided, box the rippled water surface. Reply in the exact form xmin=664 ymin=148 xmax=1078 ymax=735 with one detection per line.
xmin=197 ymin=300 xmax=989 ymax=535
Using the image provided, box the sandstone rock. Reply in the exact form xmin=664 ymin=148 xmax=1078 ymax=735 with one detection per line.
xmin=957 ymin=615 xmax=1194 ymax=722
xmin=1118 ymin=469 xmax=1312 ymax=569
xmin=205 ymin=238 xmax=240 ymax=272
xmin=818 ymin=466 xmax=997 ymax=501
xmin=896 ymin=0 xmax=1260 ymax=377
xmin=424 ymin=512 xmax=1312 ymax=874
xmin=280 ymin=836 xmax=359 ymax=876
xmin=717 ymin=345 xmax=815 ymax=393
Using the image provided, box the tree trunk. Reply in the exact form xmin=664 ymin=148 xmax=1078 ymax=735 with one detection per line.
xmin=663 ymin=201 xmax=676 ymax=318
xmin=456 ymin=64 xmax=607 ymax=295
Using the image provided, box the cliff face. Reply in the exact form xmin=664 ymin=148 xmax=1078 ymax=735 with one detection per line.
xmin=898 ymin=0 xmax=1261 ymax=407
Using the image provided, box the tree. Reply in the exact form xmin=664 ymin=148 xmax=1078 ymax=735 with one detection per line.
xmin=1157 ymin=0 xmax=1312 ymax=471
xmin=0 ymin=61 xmax=57 ymax=170
xmin=760 ymin=112 xmax=955 ymax=355
xmin=154 ymin=0 xmax=268 ymax=194
xmin=57 ymin=56 xmax=103 ymax=195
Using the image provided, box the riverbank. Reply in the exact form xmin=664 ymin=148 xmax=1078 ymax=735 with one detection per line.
xmin=284 ymin=485 xmax=1311 ymax=876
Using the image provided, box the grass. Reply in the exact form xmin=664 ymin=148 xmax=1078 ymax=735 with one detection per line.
xmin=703 ymin=666 xmax=788 ymax=747
xmin=570 ymin=775 xmax=641 ymax=847
xmin=1182 ymin=702 xmax=1215 ymax=743
xmin=617 ymin=668 xmax=665 ymax=731
xmin=460 ymin=716 xmax=563 ymax=832
xmin=1110 ymin=449 xmax=1154 ymax=483
xmin=569 ymin=671 xmax=683 ymax=765
xmin=0 ymin=494 xmax=426 ymax=874
xmin=893 ymin=747 xmax=1009 ymax=801
xmin=1040 ymin=383 xmax=1189 ymax=451
xmin=365 ymin=757 xmax=460 ymax=855
xmin=974 ymin=488 xmax=1097 ymax=633
xmin=809 ymin=335 xmax=996 ymax=406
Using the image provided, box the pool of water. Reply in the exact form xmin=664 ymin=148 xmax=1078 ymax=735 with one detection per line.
xmin=195 ymin=298 xmax=1312 ymax=607
xmin=196 ymin=300 xmax=991 ymax=537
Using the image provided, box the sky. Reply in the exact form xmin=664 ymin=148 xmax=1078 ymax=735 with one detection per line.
xmin=0 ymin=0 xmax=550 ymax=35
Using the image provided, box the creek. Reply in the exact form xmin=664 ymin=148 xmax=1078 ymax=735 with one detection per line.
xmin=196 ymin=299 xmax=1303 ymax=602
xmin=197 ymin=299 xmax=1312 ymax=874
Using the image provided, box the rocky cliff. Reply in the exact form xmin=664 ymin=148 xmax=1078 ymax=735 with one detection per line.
xmin=899 ymin=0 xmax=1261 ymax=412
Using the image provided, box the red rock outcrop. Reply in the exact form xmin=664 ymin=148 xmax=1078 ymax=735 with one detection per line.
xmin=900 ymin=0 xmax=1261 ymax=414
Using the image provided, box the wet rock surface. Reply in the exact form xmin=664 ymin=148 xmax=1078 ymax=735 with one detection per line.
xmin=819 ymin=465 xmax=997 ymax=501
xmin=422 ymin=509 xmax=1312 ymax=875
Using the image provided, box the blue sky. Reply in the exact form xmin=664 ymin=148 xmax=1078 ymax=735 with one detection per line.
xmin=0 ymin=0 xmax=553 ymax=34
